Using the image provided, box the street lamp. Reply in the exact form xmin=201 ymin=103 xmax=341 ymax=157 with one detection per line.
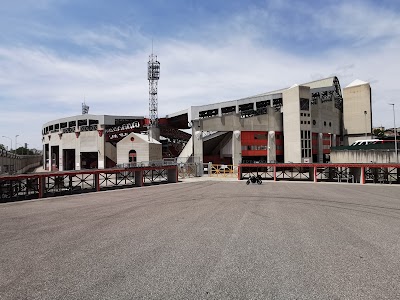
xmin=2 ymin=135 xmax=12 ymax=173
xmin=364 ymin=111 xmax=368 ymax=138
xmin=389 ymin=104 xmax=398 ymax=163
xmin=2 ymin=135 xmax=12 ymax=151
xmin=15 ymin=135 xmax=19 ymax=153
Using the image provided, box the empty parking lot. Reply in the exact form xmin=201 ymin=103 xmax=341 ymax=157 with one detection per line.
xmin=1 ymin=180 xmax=400 ymax=299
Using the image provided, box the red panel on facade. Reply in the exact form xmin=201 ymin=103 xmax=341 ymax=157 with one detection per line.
xmin=241 ymin=131 xmax=268 ymax=156
xmin=275 ymin=131 xmax=284 ymax=155
xmin=312 ymin=133 xmax=318 ymax=154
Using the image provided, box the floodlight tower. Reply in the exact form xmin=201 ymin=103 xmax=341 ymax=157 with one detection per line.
xmin=148 ymin=50 xmax=160 ymax=139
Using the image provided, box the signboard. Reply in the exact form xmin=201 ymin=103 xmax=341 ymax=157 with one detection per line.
xmin=105 ymin=120 xmax=144 ymax=142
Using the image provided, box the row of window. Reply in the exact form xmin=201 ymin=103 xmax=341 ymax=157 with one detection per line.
xmin=301 ymin=149 xmax=312 ymax=158
xmin=242 ymin=145 xmax=284 ymax=151
xmin=301 ymin=140 xmax=311 ymax=149
xmin=300 ymin=113 xmax=310 ymax=117
xmin=301 ymin=130 xmax=311 ymax=139
xmin=301 ymin=120 xmax=311 ymax=125
xmin=43 ymin=119 xmax=99 ymax=135
xmin=199 ymin=98 xmax=283 ymax=118
xmin=242 ymin=145 xmax=268 ymax=151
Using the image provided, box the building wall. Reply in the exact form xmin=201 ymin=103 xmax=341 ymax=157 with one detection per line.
xmin=282 ymin=85 xmax=311 ymax=163
xmin=331 ymin=150 xmax=399 ymax=164
xmin=198 ymin=110 xmax=283 ymax=132
xmin=116 ymin=133 xmax=161 ymax=164
xmin=44 ymin=129 xmax=105 ymax=171
xmin=343 ymin=83 xmax=372 ymax=142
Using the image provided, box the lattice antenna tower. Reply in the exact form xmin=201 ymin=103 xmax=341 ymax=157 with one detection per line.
xmin=148 ymin=44 xmax=160 ymax=128
xmin=82 ymin=96 xmax=89 ymax=115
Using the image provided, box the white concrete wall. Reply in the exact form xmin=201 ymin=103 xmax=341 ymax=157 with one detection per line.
xmin=343 ymin=83 xmax=372 ymax=137
xmin=116 ymin=132 xmax=161 ymax=164
xmin=282 ymin=85 xmax=310 ymax=163
xmin=331 ymin=150 xmax=399 ymax=164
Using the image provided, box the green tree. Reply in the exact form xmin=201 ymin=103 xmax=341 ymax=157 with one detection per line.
xmin=0 ymin=144 xmax=5 ymax=150
xmin=373 ymin=128 xmax=385 ymax=138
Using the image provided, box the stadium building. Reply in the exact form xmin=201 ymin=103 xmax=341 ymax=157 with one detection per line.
xmin=42 ymin=77 xmax=373 ymax=170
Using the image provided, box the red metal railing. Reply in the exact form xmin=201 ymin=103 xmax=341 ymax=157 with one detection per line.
xmin=239 ymin=163 xmax=400 ymax=185
xmin=0 ymin=165 xmax=178 ymax=202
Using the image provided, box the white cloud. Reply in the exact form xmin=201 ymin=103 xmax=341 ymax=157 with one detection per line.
xmin=1 ymin=0 xmax=400 ymax=149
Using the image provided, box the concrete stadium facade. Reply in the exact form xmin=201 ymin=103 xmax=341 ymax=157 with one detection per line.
xmin=41 ymin=76 xmax=373 ymax=169
xmin=42 ymin=114 xmax=161 ymax=171
xmin=176 ymin=77 xmax=372 ymax=165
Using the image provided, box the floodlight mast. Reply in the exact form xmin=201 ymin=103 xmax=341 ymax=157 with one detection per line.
xmin=148 ymin=52 xmax=160 ymax=128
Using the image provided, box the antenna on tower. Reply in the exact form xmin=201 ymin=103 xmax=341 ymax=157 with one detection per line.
xmin=148 ymin=43 xmax=160 ymax=128
xmin=82 ymin=95 xmax=89 ymax=114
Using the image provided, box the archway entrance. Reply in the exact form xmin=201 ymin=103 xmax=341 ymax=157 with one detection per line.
xmin=129 ymin=150 xmax=137 ymax=163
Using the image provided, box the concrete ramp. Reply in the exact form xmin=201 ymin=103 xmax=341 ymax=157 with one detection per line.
xmin=178 ymin=137 xmax=193 ymax=162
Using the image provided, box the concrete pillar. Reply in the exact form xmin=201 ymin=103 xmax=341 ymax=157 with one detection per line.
xmin=350 ymin=167 xmax=361 ymax=183
xmin=313 ymin=166 xmax=317 ymax=182
xmin=232 ymin=130 xmax=241 ymax=166
xmin=149 ymin=127 xmax=160 ymax=141
xmin=361 ymin=167 xmax=365 ymax=184
xmin=318 ymin=133 xmax=323 ymax=163
xmin=134 ymin=170 xmax=143 ymax=187
xmin=167 ymin=168 xmax=178 ymax=183
xmin=193 ymin=129 xmax=203 ymax=166
xmin=75 ymin=130 xmax=81 ymax=170
xmin=97 ymin=125 xmax=106 ymax=169
xmin=268 ymin=131 xmax=276 ymax=163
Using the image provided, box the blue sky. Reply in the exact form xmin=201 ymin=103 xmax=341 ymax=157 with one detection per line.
xmin=1 ymin=0 xmax=399 ymax=149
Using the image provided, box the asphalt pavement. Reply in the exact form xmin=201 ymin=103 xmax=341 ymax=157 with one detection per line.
xmin=1 ymin=180 xmax=400 ymax=299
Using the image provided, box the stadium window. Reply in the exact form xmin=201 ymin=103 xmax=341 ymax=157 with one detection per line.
xmin=300 ymin=98 xmax=310 ymax=111
xmin=89 ymin=119 xmax=99 ymax=126
xmin=78 ymin=119 xmax=87 ymax=126
xmin=324 ymin=121 xmax=326 ymax=126
xmin=255 ymin=133 xmax=268 ymax=140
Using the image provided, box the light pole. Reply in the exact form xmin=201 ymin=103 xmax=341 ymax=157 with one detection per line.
xmin=2 ymin=135 xmax=12 ymax=173
xmin=389 ymin=104 xmax=398 ymax=163
xmin=15 ymin=135 xmax=19 ymax=153
xmin=2 ymin=135 xmax=12 ymax=151
xmin=364 ymin=111 xmax=368 ymax=138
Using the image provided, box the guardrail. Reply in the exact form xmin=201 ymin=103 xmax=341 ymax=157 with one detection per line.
xmin=0 ymin=164 xmax=178 ymax=203
xmin=0 ymin=152 xmax=42 ymax=175
xmin=239 ymin=163 xmax=400 ymax=184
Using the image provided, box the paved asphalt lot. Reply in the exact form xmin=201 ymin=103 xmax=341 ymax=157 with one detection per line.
xmin=1 ymin=180 xmax=400 ymax=300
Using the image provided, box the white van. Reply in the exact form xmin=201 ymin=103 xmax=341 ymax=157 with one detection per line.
xmin=350 ymin=139 xmax=382 ymax=146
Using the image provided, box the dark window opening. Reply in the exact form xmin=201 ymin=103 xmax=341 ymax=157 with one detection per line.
xmin=256 ymin=100 xmax=270 ymax=108
xmin=89 ymin=119 xmax=99 ymax=126
xmin=300 ymin=98 xmax=310 ymax=111
xmin=78 ymin=119 xmax=87 ymax=126
xmin=221 ymin=106 xmax=236 ymax=114
xmin=239 ymin=103 xmax=254 ymax=111
xmin=199 ymin=109 xmax=218 ymax=118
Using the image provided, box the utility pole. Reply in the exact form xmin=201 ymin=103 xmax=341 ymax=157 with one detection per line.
xmin=2 ymin=135 xmax=12 ymax=173
xmin=389 ymin=104 xmax=398 ymax=163
xmin=364 ymin=111 xmax=368 ymax=138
